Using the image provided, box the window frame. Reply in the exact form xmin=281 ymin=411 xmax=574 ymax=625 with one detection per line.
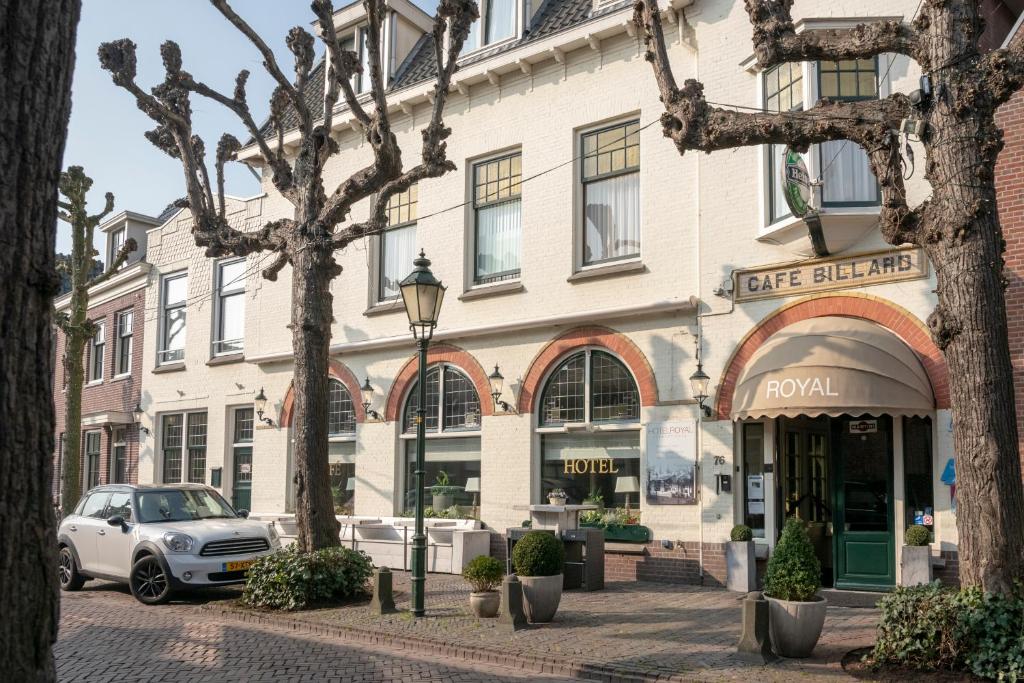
xmin=110 ymin=426 xmax=128 ymax=484
xmin=762 ymin=62 xmax=804 ymax=225
xmin=108 ymin=227 xmax=126 ymax=268
xmin=213 ymin=258 xmax=246 ymax=357
xmin=471 ymin=149 xmax=523 ymax=286
xmin=328 ymin=378 xmax=357 ymax=438
xmin=159 ymin=410 xmax=208 ymax=484
xmin=231 ymin=406 xmax=255 ymax=499
xmin=114 ymin=308 xmax=133 ymax=377
xmin=461 ymin=0 xmax=521 ymax=56
xmin=158 ymin=271 xmax=188 ymax=365
xmin=88 ymin=321 xmax=106 ymax=383
xmin=84 ymin=430 xmax=102 ymax=490
xmin=375 ymin=185 xmax=418 ymax=304
xmin=535 ymin=348 xmax=641 ymax=432
xmin=401 ymin=363 xmax=482 ymax=437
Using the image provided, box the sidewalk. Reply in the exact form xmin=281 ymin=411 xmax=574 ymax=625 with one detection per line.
xmin=204 ymin=572 xmax=880 ymax=682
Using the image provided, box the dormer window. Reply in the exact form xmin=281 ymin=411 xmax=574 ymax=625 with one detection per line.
xmin=108 ymin=227 xmax=126 ymax=269
xmin=465 ymin=0 xmax=519 ymax=52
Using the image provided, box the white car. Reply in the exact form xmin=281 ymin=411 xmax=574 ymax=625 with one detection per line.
xmin=57 ymin=484 xmax=281 ymax=604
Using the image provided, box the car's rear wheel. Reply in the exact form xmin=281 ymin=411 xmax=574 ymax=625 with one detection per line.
xmin=129 ymin=555 xmax=172 ymax=605
xmin=58 ymin=546 xmax=86 ymax=591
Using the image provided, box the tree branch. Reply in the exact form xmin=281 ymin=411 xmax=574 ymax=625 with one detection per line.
xmin=312 ymin=0 xmax=369 ymax=131
xmin=89 ymin=237 xmax=138 ymax=287
xmin=978 ymin=45 xmax=1024 ymax=108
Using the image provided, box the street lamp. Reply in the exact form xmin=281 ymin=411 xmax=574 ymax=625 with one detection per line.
xmin=689 ymin=363 xmax=712 ymax=418
xmin=254 ymin=387 xmax=274 ymax=426
xmin=360 ymin=377 xmax=383 ymax=421
xmin=399 ymin=250 xmax=445 ymax=617
xmin=487 ymin=365 xmax=514 ymax=413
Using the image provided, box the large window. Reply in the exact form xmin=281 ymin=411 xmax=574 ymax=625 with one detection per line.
xmin=378 ymin=185 xmax=418 ymax=302
xmin=473 ymin=152 xmax=522 ymax=284
xmin=330 ymin=442 xmax=356 ymax=514
xmin=903 ymin=416 xmax=934 ymax=535
xmin=88 ymin=321 xmax=105 ymax=382
xmin=214 ymin=259 xmax=245 ymax=355
xmin=764 ymin=62 xmax=804 ymax=224
xmin=159 ymin=272 xmax=187 ymax=364
xmin=108 ymin=227 xmax=125 ymax=268
xmin=817 ymin=59 xmax=879 ymax=206
xmin=161 ymin=411 xmax=207 ymax=484
xmin=538 ymin=350 xmax=641 ymax=506
xmin=581 ymin=120 xmax=641 ymax=265
xmin=465 ymin=0 xmax=517 ymax=52
xmin=110 ymin=426 xmax=128 ymax=484
xmin=115 ymin=309 xmax=133 ymax=376
xmin=328 ymin=379 xmax=357 ymax=436
xmin=84 ymin=431 xmax=101 ymax=489
xmin=401 ymin=364 xmax=482 ymax=514
xmin=741 ymin=422 xmax=766 ymax=538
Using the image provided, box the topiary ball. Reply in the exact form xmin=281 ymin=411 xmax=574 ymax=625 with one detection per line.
xmin=730 ymin=524 xmax=754 ymax=542
xmin=511 ymin=531 xmax=565 ymax=577
xmin=905 ymin=524 xmax=931 ymax=546
xmin=763 ymin=517 xmax=821 ymax=602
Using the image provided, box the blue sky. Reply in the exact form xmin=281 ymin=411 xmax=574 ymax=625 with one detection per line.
xmin=59 ymin=0 xmax=438 ymax=255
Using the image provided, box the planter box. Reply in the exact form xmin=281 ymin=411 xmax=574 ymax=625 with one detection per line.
xmin=581 ymin=523 xmax=651 ymax=543
xmin=767 ymin=595 xmax=828 ymax=658
xmin=900 ymin=545 xmax=933 ymax=586
xmin=726 ymin=541 xmax=757 ymax=592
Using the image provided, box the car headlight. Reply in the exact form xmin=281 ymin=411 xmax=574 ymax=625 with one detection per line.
xmin=162 ymin=532 xmax=194 ymax=553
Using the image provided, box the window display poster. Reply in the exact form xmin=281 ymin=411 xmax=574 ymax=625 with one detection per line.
xmin=646 ymin=420 xmax=698 ymax=504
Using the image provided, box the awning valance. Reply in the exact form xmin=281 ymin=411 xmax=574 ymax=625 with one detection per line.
xmin=731 ymin=316 xmax=934 ymax=420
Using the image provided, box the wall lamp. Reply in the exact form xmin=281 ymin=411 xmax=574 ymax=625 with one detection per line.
xmin=132 ymin=403 xmax=150 ymax=435
xmin=253 ymin=387 xmax=275 ymax=427
xmin=689 ymin=362 xmax=712 ymax=418
xmin=488 ymin=365 xmax=515 ymax=413
xmin=360 ymin=377 xmax=384 ymax=421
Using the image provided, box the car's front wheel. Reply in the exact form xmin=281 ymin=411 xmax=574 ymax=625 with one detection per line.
xmin=129 ymin=555 xmax=172 ymax=605
xmin=58 ymin=546 xmax=86 ymax=591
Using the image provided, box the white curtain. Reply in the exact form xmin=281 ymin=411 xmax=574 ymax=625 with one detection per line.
xmin=584 ymin=173 xmax=640 ymax=264
xmin=476 ymin=199 xmax=521 ymax=281
xmin=381 ymin=224 xmax=416 ymax=301
xmin=485 ymin=0 xmax=516 ymax=43
xmin=821 ymin=140 xmax=877 ymax=204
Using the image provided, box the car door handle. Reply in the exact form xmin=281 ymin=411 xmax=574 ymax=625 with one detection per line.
xmin=97 ymin=530 xmax=106 ymax=536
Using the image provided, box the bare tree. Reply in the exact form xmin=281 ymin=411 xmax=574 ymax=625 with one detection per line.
xmin=0 ymin=1 xmax=81 ymax=680
xmin=99 ymin=0 xmax=477 ymax=550
xmin=55 ymin=167 xmax=136 ymax=514
xmin=635 ymin=0 xmax=1024 ymax=592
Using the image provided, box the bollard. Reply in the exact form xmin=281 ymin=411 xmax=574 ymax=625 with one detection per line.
xmin=736 ymin=591 xmax=777 ymax=663
xmin=371 ymin=567 xmax=397 ymax=615
xmin=497 ymin=574 xmax=527 ymax=631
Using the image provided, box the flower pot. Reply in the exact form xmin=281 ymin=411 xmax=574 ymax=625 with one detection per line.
xmin=900 ymin=545 xmax=933 ymax=586
xmin=519 ymin=574 xmax=563 ymax=623
xmin=432 ymin=493 xmax=453 ymax=511
xmin=766 ymin=595 xmax=828 ymax=658
xmin=469 ymin=591 xmax=500 ymax=618
xmin=548 ymin=497 xmax=567 ymax=506
xmin=726 ymin=541 xmax=756 ymax=592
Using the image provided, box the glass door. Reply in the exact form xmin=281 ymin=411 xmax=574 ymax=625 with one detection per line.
xmin=232 ymin=408 xmax=254 ymax=512
xmin=779 ymin=416 xmax=833 ymax=584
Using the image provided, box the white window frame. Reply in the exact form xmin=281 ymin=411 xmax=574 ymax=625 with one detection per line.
xmin=114 ymin=309 xmax=133 ymax=377
xmin=88 ymin=321 xmax=105 ymax=384
xmin=213 ymin=258 xmax=246 ymax=356
xmin=469 ymin=149 xmax=523 ymax=287
xmin=159 ymin=410 xmax=208 ymax=485
xmin=373 ymin=185 xmax=418 ymax=305
xmin=158 ymin=271 xmax=187 ymax=365
xmin=108 ymin=227 xmax=126 ymax=269
xmin=328 ymin=379 xmax=358 ymax=440
xmin=109 ymin=426 xmax=128 ymax=484
xmin=84 ymin=430 xmax=102 ymax=490
xmin=460 ymin=0 xmax=521 ymax=57
xmin=533 ymin=347 xmax=642 ymax=435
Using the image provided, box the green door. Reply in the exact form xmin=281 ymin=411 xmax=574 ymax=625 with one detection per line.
xmin=832 ymin=416 xmax=895 ymax=590
xmin=232 ymin=445 xmax=252 ymax=512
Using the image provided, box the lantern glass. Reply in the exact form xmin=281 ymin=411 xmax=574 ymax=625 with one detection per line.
xmin=488 ymin=365 xmax=504 ymax=398
xmin=360 ymin=378 xmax=374 ymax=407
xmin=254 ymin=388 xmax=268 ymax=415
xmin=689 ymin=365 xmax=710 ymax=399
xmin=399 ymin=251 xmax=446 ymax=339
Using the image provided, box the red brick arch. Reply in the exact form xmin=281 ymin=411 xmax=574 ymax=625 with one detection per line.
xmin=715 ymin=293 xmax=951 ymax=420
xmin=279 ymin=359 xmax=365 ymax=427
xmin=517 ymin=326 xmax=659 ymax=414
xmin=384 ymin=344 xmax=493 ymax=422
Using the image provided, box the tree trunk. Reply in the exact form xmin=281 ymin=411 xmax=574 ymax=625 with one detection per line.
xmin=289 ymin=244 xmax=342 ymax=551
xmin=918 ymin=1 xmax=1024 ymax=593
xmin=60 ymin=295 xmax=88 ymax=513
xmin=0 ymin=1 xmax=81 ymax=680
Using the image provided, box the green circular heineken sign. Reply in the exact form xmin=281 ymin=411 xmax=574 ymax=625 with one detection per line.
xmin=781 ymin=147 xmax=811 ymax=217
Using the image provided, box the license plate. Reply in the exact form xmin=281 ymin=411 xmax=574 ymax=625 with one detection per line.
xmin=222 ymin=560 xmax=254 ymax=572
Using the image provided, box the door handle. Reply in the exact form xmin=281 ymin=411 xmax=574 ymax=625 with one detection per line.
xmin=69 ymin=525 xmax=77 ymax=532
xmin=97 ymin=530 xmax=106 ymax=536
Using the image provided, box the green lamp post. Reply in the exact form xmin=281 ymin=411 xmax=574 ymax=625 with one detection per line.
xmin=399 ymin=250 xmax=446 ymax=617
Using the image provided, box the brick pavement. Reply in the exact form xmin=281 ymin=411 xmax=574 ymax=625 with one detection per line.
xmin=205 ymin=572 xmax=881 ymax=682
xmin=56 ymin=582 xmax=582 ymax=683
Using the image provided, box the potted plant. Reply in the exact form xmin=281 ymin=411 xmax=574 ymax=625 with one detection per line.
xmin=583 ymin=490 xmax=605 ymax=511
xmin=726 ymin=524 xmax=756 ymax=592
xmin=547 ymin=488 xmax=568 ymax=506
xmin=511 ymin=531 xmax=565 ymax=623
xmin=762 ymin=518 xmax=827 ymax=658
xmin=430 ymin=471 xmax=462 ymax=511
xmin=900 ymin=524 xmax=932 ymax=586
xmin=462 ymin=555 xmax=504 ymax=617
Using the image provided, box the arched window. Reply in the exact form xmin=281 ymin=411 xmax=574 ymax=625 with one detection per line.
xmin=328 ymin=379 xmax=356 ymax=436
xmin=401 ymin=363 xmax=482 ymax=516
xmin=538 ymin=349 xmax=641 ymax=508
xmin=327 ymin=378 xmax=356 ymax=515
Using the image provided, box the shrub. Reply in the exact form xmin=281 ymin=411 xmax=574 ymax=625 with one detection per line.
xmin=242 ymin=545 xmax=374 ymax=611
xmin=763 ymin=518 xmax=820 ymax=601
xmin=579 ymin=509 xmax=603 ymax=525
xmin=430 ymin=470 xmax=462 ymax=496
xmin=730 ymin=524 xmax=754 ymax=542
xmin=463 ymin=555 xmax=504 ymax=592
xmin=511 ymin=531 xmax=564 ymax=577
xmin=872 ymin=582 xmax=1024 ymax=679
xmin=904 ymin=525 xmax=931 ymax=546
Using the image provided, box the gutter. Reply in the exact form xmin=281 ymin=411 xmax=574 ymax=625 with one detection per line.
xmin=247 ymin=296 xmax=699 ymax=364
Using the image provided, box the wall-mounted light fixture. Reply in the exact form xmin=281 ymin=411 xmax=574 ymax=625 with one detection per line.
xmin=689 ymin=335 xmax=712 ymax=418
xmin=132 ymin=403 xmax=150 ymax=435
xmin=487 ymin=365 xmax=515 ymax=413
xmin=360 ymin=377 xmax=383 ymax=421
xmin=254 ymin=387 xmax=275 ymax=427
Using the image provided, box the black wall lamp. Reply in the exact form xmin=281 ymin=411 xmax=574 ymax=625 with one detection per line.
xmin=689 ymin=335 xmax=712 ymax=418
xmin=488 ymin=365 xmax=515 ymax=413
xmin=132 ymin=403 xmax=150 ymax=435
xmin=360 ymin=377 xmax=384 ymax=421
xmin=254 ymin=387 xmax=275 ymax=426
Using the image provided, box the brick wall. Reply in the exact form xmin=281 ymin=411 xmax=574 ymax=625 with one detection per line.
xmin=995 ymin=82 xmax=1024 ymax=472
xmin=53 ymin=287 xmax=145 ymax=500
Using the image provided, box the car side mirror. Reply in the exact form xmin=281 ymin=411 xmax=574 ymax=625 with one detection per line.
xmin=106 ymin=515 xmax=125 ymax=528
xmin=237 ymin=509 xmax=249 ymax=519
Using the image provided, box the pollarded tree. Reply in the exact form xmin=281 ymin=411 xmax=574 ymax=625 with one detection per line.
xmin=634 ymin=0 xmax=1024 ymax=592
xmin=99 ymin=0 xmax=477 ymax=551
xmin=56 ymin=167 xmax=136 ymax=513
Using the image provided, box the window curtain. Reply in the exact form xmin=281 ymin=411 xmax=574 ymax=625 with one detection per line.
xmin=380 ymin=224 xmax=416 ymax=300
xmin=820 ymin=140 xmax=877 ymax=204
xmin=485 ymin=0 xmax=516 ymax=43
xmin=584 ymin=172 xmax=640 ymax=264
xmin=476 ymin=199 xmax=521 ymax=281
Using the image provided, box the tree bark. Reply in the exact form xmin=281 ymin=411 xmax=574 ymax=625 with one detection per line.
xmin=0 ymin=0 xmax=81 ymax=680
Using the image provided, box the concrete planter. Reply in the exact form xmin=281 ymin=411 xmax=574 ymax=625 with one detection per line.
xmin=469 ymin=591 xmax=500 ymax=618
xmin=726 ymin=541 xmax=757 ymax=592
xmin=766 ymin=595 xmax=828 ymax=658
xmin=519 ymin=574 xmax=563 ymax=623
xmin=900 ymin=545 xmax=933 ymax=586
xmin=432 ymin=493 xmax=454 ymax=510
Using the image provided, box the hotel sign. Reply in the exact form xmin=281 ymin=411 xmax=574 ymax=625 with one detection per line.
xmin=734 ymin=248 xmax=928 ymax=302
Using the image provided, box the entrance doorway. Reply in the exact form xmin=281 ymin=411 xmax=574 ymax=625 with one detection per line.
xmin=777 ymin=414 xmax=895 ymax=589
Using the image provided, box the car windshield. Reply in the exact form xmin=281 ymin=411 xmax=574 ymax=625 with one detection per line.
xmin=135 ymin=489 xmax=237 ymax=523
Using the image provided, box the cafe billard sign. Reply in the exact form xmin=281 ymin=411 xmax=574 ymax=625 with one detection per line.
xmin=734 ymin=247 xmax=928 ymax=302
